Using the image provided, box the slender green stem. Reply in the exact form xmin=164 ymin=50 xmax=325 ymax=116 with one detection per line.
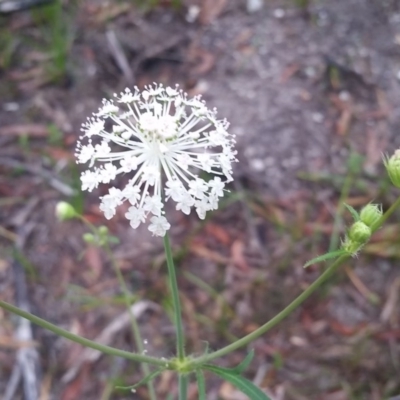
xmin=105 ymin=245 xmax=157 ymax=400
xmin=187 ymin=255 xmax=347 ymax=368
xmin=0 ymin=300 xmax=167 ymax=367
xmin=188 ymin=195 xmax=400 ymax=368
xmin=163 ymin=233 xmax=185 ymax=360
xmin=178 ymin=374 xmax=188 ymax=400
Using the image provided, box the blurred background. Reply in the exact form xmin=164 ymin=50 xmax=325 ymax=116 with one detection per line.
xmin=1 ymin=0 xmax=400 ymax=399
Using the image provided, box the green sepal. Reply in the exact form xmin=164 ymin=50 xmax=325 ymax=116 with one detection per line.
xmin=115 ymin=367 xmax=165 ymax=391
xmin=303 ymin=250 xmax=347 ymax=268
xmin=204 ymin=365 xmax=271 ymax=400
xmin=343 ymin=203 xmax=360 ymax=222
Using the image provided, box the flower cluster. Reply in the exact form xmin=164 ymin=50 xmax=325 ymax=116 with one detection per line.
xmin=76 ymin=84 xmax=237 ymax=236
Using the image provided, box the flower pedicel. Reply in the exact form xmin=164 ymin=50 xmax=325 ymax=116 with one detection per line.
xmin=76 ymin=84 xmax=237 ymax=236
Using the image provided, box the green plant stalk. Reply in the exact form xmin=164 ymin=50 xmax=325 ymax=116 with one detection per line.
xmin=2 ymin=194 xmax=399 ymax=377
xmin=186 ymin=254 xmax=347 ymax=368
xmin=105 ymin=245 xmax=157 ymax=400
xmin=0 ymin=300 xmax=167 ymax=367
xmin=188 ymin=194 xmax=400 ymax=368
xmin=164 ymin=233 xmax=185 ymax=361
xmin=179 ymin=374 xmax=188 ymax=400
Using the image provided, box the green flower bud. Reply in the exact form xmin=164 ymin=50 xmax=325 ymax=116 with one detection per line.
xmin=348 ymin=221 xmax=371 ymax=243
xmin=56 ymin=202 xmax=77 ymax=221
xmin=98 ymin=226 xmax=109 ymax=236
xmin=83 ymin=233 xmax=95 ymax=244
xmin=359 ymin=203 xmax=382 ymax=227
xmin=384 ymin=149 xmax=400 ymax=188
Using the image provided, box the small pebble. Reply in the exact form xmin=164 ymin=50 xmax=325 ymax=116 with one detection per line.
xmin=312 ymin=112 xmax=324 ymax=123
xmin=186 ymin=5 xmax=200 ymax=23
xmin=273 ymin=8 xmax=285 ymax=19
xmin=3 ymin=102 xmax=19 ymax=112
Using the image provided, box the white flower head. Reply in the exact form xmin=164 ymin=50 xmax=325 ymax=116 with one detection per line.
xmin=76 ymin=83 xmax=237 ymax=236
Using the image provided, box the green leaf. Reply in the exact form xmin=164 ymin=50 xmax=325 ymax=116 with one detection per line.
xmin=344 ymin=203 xmax=360 ymax=222
xmin=204 ymin=365 xmax=271 ymax=400
xmin=231 ymin=349 xmax=255 ymax=374
xmin=303 ymin=250 xmax=347 ymax=268
xmin=116 ymin=367 xmax=165 ymax=390
xmin=196 ymin=370 xmax=206 ymax=400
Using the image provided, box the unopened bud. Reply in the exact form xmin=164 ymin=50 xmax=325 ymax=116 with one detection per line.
xmin=360 ymin=203 xmax=382 ymax=227
xmin=98 ymin=226 xmax=109 ymax=236
xmin=83 ymin=233 xmax=95 ymax=244
xmin=384 ymin=149 xmax=400 ymax=188
xmin=348 ymin=221 xmax=371 ymax=243
xmin=56 ymin=202 xmax=77 ymax=221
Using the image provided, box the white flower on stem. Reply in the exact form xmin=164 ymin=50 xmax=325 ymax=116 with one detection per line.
xmin=143 ymin=196 xmax=163 ymax=216
xmin=209 ymin=177 xmax=225 ymax=197
xmin=125 ymin=206 xmax=146 ymax=229
xmin=76 ymin=83 xmax=237 ymax=236
xmin=124 ymin=185 xmax=141 ymax=205
xmin=197 ymin=153 xmax=214 ymax=173
xmin=165 ymin=179 xmax=184 ymax=202
xmin=120 ymin=156 xmax=138 ymax=173
xmin=95 ymin=141 xmax=111 ymax=156
xmin=100 ymin=188 xmax=123 ymax=219
xmin=176 ymin=192 xmax=195 ymax=215
xmin=189 ymin=178 xmax=208 ymax=199
xmin=81 ymin=170 xmax=99 ymax=192
xmin=148 ymin=216 xmax=171 ymax=237
xmin=99 ymin=163 xmax=118 ymax=183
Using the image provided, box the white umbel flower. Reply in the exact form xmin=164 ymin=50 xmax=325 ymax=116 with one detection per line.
xmin=76 ymin=84 xmax=237 ymax=236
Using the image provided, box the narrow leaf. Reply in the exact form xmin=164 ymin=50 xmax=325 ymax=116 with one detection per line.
xmin=231 ymin=349 xmax=255 ymax=374
xmin=205 ymin=366 xmax=271 ymax=400
xmin=196 ymin=370 xmax=206 ymax=400
xmin=303 ymin=250 xmax=347 ymax=268
xmin=344 ymin=203 xmax=360 ymax=222
xmin=116 ymin=367 xmax=165 ymax=390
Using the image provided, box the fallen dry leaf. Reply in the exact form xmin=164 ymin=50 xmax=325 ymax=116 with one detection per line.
xmin=0 ymin=336 xmax=38 ymax=349
xmin=231 ymin=240 xmax=249 ymax=271
xmin=83 ymin=246 xmax=103 ymax=285
xmin=380 ymin=277 xmax=400 ymax=324
xmin=190 ymin=243 xmax=230 ymax=264
xmin=89 ymin=2 xmax=131 ymax=24
xmin=61 ymin=364 xmax=89 ymax=400
xmin=204 ymin=222 xmax=231 ymax=245
xmin=329 ymin=319 xmax=367 ymax=336
xmin=344 ymin=265 xmax=380 ymax=304
xmin=39 ymin=372 xmax=53 ymax=400
xmin=336 ymin=108 xmax=353 ymax=136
